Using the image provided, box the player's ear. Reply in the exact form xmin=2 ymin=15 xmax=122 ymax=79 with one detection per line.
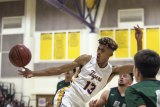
xmin=128 ymin=82 xmax=132 ymax=86
xmin=135 ymin=68 xmax=142 ymax=82
xmin=128 ymin=79 xmax=133 ymax=86
xmin=137 ymin=69 xmax=141 ymax=77
xmin=134 ymin=67 xmax=139 ymax=81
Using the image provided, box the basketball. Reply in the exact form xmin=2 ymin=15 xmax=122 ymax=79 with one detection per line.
xmin=9 ymin=44 xmax=32 ymax=67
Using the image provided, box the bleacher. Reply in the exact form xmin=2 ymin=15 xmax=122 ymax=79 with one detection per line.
xmin=0 ymin=82 xmax=30 ymax=107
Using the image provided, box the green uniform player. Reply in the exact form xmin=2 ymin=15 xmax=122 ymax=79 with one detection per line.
xmin=89 ymin=73 xmax=133 ymax=107
xmin=56 ymin=80 xmax=70 ymax=92
xmin=105 ymin=87 xmax=126 ymax=107
xmin=125 ymin=49 xmax=160 ymax=107
xmin=53 ymin=70 xmax=75 ymax=105
xmin=126 ymin=80 xmax=160 ymax=107
xmin=55 ymin=69 xmax=76 ymax=93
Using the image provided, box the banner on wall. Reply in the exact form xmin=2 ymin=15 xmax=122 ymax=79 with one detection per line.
xmin=115 ymin=29 xmax=129 ymax=58
xmin=68 ymin=32 xmax=80 ymax=59
xmin=146 ymin=28 xmax=160 ymax=53
xmin=40 ymin=33 xmax=52 ymax=60
xmin=100 ymin=30 xmax=114 ymax=38
xmin=39 ymin=27 xmax=160 ymax=61
xmin=54 ymin=32 xmax=66 ymax=59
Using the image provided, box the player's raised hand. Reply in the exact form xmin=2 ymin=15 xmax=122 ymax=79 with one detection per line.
xmin=134 ymin=25 xmax=143 ymax=42
xmin=18 ymin=67 xmax=33 ymax=78
xmin=134 ymin=25 xmax=143 ymax=51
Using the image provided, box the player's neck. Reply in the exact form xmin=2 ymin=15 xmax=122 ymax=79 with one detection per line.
xmin=98 ymin=61 xmax=108 ymax=68
xmin=141 ymin=77 xmax=156 ymax=81
xmin=118 ymin=86 xmax=127 ymax=96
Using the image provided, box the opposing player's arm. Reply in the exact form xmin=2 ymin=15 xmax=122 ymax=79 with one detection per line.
xmin=134 ymin=25 xmax=143 ymax=51
xmin=89 ymin=90 xmax=110 ymax=107
xmin=96 ymin=90 xmax=110 ymax=107
xmin=112 ymin=64 xmax=134 ymax=75
xmin=19 ymin=54 xmax=91 ymax=78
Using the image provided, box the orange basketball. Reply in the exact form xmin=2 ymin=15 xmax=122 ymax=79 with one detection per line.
xmin=9 ymin=44 xmax=31 ymax=67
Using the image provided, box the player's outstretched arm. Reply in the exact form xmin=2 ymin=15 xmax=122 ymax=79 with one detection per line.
xmin=112 ymin=64 xmax=134 ymax=75
xmin=18 ymin=54 xmax=91 ymax=78
xmin=89 ymin=90 xmax=109 ymax=107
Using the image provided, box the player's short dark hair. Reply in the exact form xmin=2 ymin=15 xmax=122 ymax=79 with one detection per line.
xmin=134 ymin=49 xmax=160 ymax=78
xmin=98 ymin=37 xmax=118 ymax=51
xmin=129 ymin=73 xmax=134 ymax=81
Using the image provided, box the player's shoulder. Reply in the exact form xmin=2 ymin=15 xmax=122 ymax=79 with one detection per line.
xmin=125 ymin=85 xmax=136 ymax=96
xmin=109 ymin=87 xmax=119 ymax=94
xmin=75 ymin=54 xmax=92 ymax=64
xmin=142 ymin=80 xmax=160 ymax=87
xmin=136 ymin=80 xmax=160 ymax=86
xmin=102 ymin=89 xmax=110 ymax=98
xmin=72 ymin=54 xmax=92 ymax=68
xmin=129 ymin=80 xmax=160 ymax=90
xmin=79 ymin=54 xmax=92 ymax=59
xmin=57 ymin=80 xmax=65 ymax=86
xmin=129 ymin=81 xmax=145 ymax=90
xmin=58 ymin=80 xmax=65 ymax=84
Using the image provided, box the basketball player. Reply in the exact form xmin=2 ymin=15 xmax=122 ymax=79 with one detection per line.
xmin=125 ymin=49 xmax=160 ymax=107
xmin=89 ymin=73 xmax=133 ymax=107
xmin=19 ymin=25 xmax=142 ymax=107
xmin=89 ymin=25 xmax=142 ymax=107
xmin=55 ymin=69 xmax=76 ymax=93
xmin=52 ymin=69 xmax=75 ymax=105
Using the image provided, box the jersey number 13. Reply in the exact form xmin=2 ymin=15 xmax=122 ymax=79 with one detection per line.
xmin=83 ymin=81 xmax=96 ymax=94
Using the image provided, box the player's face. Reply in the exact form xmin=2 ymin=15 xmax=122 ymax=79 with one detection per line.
xmin=65 ymin=71 xmax=74 ymax=79
xmin=118 ymin=74 xmax=132 ymax=87
xmin=97 ymin=44 xmax=113 ymax=67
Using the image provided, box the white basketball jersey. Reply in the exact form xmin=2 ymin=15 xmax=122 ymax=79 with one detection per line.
xmin=65 ymin=55 xmax=112 ymax=104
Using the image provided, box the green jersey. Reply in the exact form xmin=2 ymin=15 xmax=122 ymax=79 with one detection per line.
xmin=105 ymin=87 xmax=127 ymax=107
xmin=125 ymin=80 xmax=160 ymax=107
xmin=52 ymin=80 xmax=70 ymax=104
xmin=56 ymin=80 xmax=70 ymax=93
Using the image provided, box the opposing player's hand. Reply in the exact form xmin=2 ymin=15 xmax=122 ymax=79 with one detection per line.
xmin=89 ymin=99 xmax=97 ymax=107
xmin=18 ymin=67 xmax=34 ymax=78
xmin=134 ymin=25 xmax=143 ymax=42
